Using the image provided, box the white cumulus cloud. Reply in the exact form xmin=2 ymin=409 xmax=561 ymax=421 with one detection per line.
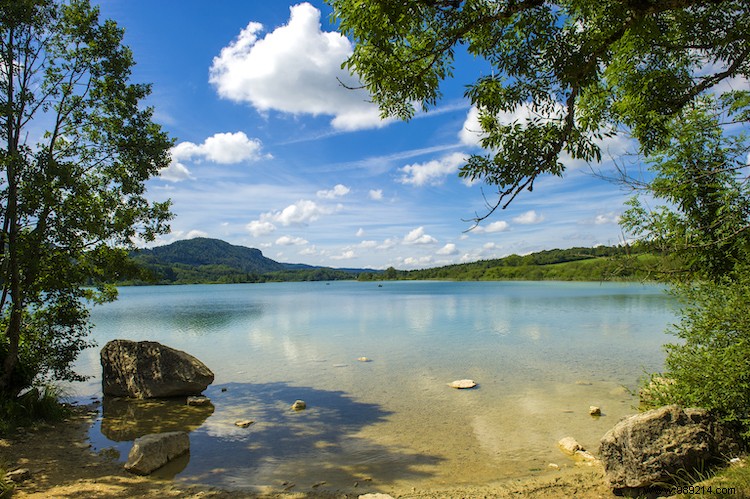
xmin=369 ymin=189 xmax=383 ymax=200
xmin=436 ymin=243 xmax=458 ymax=255
xmin=209 ymin=3 xmax=385 ymax=131
xmin=404 ymin=226 xmax=438 ymax=245
xmin=172 ymin=131 xmax=265 ymax=164
xmin=247 ymin=220 xmax=276 ymax=237
xmin=276 ymin=235 xmax=309 ymax=246
xmin=513 ymin=210 xmax=545 ymax=224
xmin=398 ymin=152 xmax=468 ymax=186
xmin=260 ymin=199 xmax=334 ymax=226
xmin=474 ymin=220 xmax=510 ymax=234
xmin=317 ymin=184 xmax=350 ymax=199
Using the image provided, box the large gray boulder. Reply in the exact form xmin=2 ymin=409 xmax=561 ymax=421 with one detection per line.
xmin=599 ymin=405 xmax=742 ymax=494
xmin=101 ymin=340 xmax=214 ymax=398
xmin=124 ymin=431 xmax=190 ymax=475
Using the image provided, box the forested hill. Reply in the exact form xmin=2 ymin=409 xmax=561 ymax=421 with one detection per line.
xmin=128 ymin=238 xmax=366 ymax=284
xmin=357 ymin=245 xmax=657 ymax=282
xmin=127 ymin=238 xmax=657 ymax=285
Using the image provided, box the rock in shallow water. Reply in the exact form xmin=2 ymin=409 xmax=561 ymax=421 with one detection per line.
xmin=124 ymin=431 xmax=190 ymax=475
xmin=291 ymin=400 xmax=307 ymax=411
xmin=101 ymin=339 xmax=214 ymax=399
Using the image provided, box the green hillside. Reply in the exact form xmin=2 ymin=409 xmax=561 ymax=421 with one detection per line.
xmin=357 ymin=245 xmax=659 ymax=282
xmin=126 ymin=238 xmax=660 ymax=285
xmin=128 ymin=238 xmax=361 ymax=284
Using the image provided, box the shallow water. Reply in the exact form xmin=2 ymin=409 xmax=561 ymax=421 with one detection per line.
xmin=69 ymin=280 xmax=676 ymax=492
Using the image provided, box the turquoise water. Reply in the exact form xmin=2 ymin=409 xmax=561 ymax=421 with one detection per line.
xmin=71 ymin=280 xmax=676 ymax=493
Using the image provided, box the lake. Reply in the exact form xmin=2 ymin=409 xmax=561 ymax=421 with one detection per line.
xmin=69 ymin=280 xmax=676 ymax=493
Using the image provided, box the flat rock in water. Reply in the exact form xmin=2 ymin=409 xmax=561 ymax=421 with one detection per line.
xmin=449 ymin=379 xmax=477 ymax=389
xmin=291 ymin=400 xmax=307 ymax=411
xmin=235 ymin=420 xmax=254 ymax=428
xmin=124 ymin=431 xmax=189 ymax=475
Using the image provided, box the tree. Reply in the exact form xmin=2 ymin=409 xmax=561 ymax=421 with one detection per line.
xmin=329 ymin=0 xmax=749 ymax=220
xmin=0 ymin=0 xmax=172 ymax=398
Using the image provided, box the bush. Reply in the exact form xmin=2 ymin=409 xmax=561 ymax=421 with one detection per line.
xmin=0 ymin=385 xmax=70 ymax=435
xmin=641 ymin=272 xmax=750 ymax=437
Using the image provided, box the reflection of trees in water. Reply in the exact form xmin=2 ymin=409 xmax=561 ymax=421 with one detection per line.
xmin=100 ymin=396 xmax=214 ymax=441
xmin=95 ymin=382 xmax=443 ymax=491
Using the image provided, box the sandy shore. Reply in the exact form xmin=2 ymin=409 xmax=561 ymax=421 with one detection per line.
xmin=1 ymin=405 xmax=619 ymax=498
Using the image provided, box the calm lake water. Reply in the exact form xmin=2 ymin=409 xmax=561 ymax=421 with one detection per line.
xmin=70 ymin=280 xmax=676 ymax=493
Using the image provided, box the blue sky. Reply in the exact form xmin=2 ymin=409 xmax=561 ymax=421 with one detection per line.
xmin=96 ymin=0 xmax=636 ymax=269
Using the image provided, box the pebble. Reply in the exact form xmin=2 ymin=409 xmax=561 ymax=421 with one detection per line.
xmin=589 ymin=406 xmax=601 ymax=416
xmin=187 ymin=396 xmax=211 ymax=406
xmin=357 ymin=357 xmax=371 ymax=362
xmin=291 ymin=400 xmax=307 ymax=411
xmin=448 ymin=379 xmax=477 ymax=389
xmin=234 ymin=420 xmax=254 ymax=428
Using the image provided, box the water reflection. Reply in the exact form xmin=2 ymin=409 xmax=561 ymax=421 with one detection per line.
xmin=90 ymin=382 xmax=443 ymax=492
xmin=100 ymin=396 xmax=214 ymax=441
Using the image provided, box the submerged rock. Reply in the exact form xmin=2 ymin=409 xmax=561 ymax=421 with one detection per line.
xmin=101 ymin=339 xmax=214 ymax=399
xmin=186 ymin=396 xmax=211 ymax=406
xmin=589 ymin=406 xmax=602 ymax=416
xmin=124 ymin=431 xmax=190 ymax=475
xmin=291 ymin=400 xmax=307 ymax=411
xmin=449 ymin=379 xmax=477 ymax=389
xmin=235 ymin=420 xmax=254 ymax=428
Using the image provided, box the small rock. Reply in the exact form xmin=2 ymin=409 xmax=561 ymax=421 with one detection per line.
xmin=548 ymin=463 xmax=560 ymax=469
xmin=448 ymin=379 xmax=477 ymax=389
xmin=187 ymin=396 xmax=211 ymax=406
xmin=558 ymin=436 xmax=583 ymax=455
xmin=291 ymin=400 xmax=306 ymax=411
xmin=235 ymin=420 xmax=254 ymax=428
xmin=5 ymin=468 xmax=31 ymax=483
xmin=221 ymin=387 xmax=228 ymax=392
xmin=124 ymin=431 xmax=190 ymax=475
xmin=357 ymin=357 xmax=371 ymax=362
xmin=575 ymin=449 xmax=597 ymax=462
xmin=589 ymin=406 xmax=601 ymax=416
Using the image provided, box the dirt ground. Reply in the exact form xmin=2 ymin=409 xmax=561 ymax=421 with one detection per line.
xmin=0 ymin=405 xmax=619 ymax=498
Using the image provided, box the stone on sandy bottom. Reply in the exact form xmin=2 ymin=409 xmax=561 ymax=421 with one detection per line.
xmin=589 ymin=406 xmax=601 ymax=416
xmin=101 ymin=339 xmax=214 ymax=399
xmin=558 ymin=437 xmax=583 ymax=455
xmin=235 ymin=420 xmax=254 ymax=428
xmin=186 ymin=396 xmax=211 ymax=406
xmin=599 ymin=405 xmax=742 ymax=493
xmin=291 ymin=400 xmax=307 ymax=411
xmin=448 ymin=379 xmax=477 ymax=389
xmin=124 ymin=431 xmax=190 ymax=475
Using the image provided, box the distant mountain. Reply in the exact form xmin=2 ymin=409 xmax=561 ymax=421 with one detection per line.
xmin=128 ymin=238 xmax=376 ymax=284
xmin=133 ymin=237 xmax=286 ymax=274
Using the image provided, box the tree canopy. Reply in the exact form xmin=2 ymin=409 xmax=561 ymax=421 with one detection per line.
xmin=0 ymin=0 xmax=172 ymax=397
xmin=330 ymin=0 xmax=750 ymax=219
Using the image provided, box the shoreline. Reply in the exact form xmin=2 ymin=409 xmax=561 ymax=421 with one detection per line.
xmin=2 ymin=405 xmax=619 ymax=498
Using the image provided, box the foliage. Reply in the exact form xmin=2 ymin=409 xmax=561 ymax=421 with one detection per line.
xmin=640 ymin=274 xmax=750 ymax=436
xmin=0 ymin=385 xmax=69 ymax=435
xmin=623 ymin=101 xmax=750 ymax=435
xmin=330 ymin=0 xmax=750 ymax=220
xmin=357 ymin=244 xmax=658 ymax=281
xmin=620 ymin=101 xmax=750 ymax=283
xmin=0 ymin=0 xmax=173 ymax=398
xmin=126 ymin=238 xmax=363 ymax=284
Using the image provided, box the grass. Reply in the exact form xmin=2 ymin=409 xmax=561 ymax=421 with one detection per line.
xmin=666 ymin=457 xmax=750 ymax=498
xmin=0 ymin=385 xmax=70 ymax=436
